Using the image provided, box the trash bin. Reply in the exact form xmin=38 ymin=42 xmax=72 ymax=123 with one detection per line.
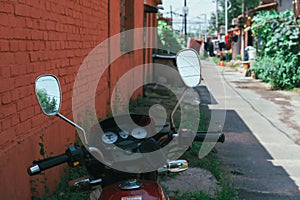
xmin=245 ymin=46 xmax=256 ymax=60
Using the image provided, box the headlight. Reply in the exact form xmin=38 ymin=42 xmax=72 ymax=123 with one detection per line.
xmin=131 ymin=127 xmax=147 ymax=139
xmin=102 ymin=131 xmax=118 ymax=144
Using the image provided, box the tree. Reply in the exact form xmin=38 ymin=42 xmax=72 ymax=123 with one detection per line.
xmin=37 ymin=89 xmax=58 ymax=114
xmin=157 ymin=20 xmax=185 ymax=54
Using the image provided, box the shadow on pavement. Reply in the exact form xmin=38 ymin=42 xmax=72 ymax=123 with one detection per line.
xmin=196 ymin=85 xmax=300 ymax=200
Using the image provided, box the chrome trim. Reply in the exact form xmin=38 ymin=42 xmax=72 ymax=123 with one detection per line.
xmin=90 ymin=178 xmax=102 ymax=185
xmin=119 ymin=179 xmax=142 ymax=190
xmin=29 ymin=165 xmax=40 ymax=174
xmin=74 ymin=178 xmax=90 ymax=187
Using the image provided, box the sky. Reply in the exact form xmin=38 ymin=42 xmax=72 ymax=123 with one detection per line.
xmin=161 ymin=0 xmax=216 ymax=35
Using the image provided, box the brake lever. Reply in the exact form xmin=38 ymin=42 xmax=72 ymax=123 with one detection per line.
xmin=69 ymin=177 xmax=102 ymax=192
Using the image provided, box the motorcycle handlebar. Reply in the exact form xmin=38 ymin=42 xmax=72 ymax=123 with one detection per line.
xmin=194 ymin=132 xmax=225 ymax=143
xmin=26 ymin=132 xmax=224 ymax=176
xmin=27 ymin=153 xmax=69 ymax=176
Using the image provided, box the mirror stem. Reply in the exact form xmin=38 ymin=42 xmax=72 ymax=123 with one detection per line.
xmin=57 ymin=113 xmax=88 ymax=144
xmin=170 ymin=88 xmax=189 ymax=132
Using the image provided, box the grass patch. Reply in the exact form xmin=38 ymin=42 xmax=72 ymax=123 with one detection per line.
xmin=32 ymin=166 xmax=89 ymax=200
xmin=180 ymin=142 xmax=238 ymax=200
xmin=182 ymin=142 xmax=222 ymax=179
xmin=170 ymin=190 xmax=213 ymax=200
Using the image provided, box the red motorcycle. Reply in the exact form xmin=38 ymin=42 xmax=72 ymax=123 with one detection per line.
xmin=27 ymin=49 xmax=224 ymax=200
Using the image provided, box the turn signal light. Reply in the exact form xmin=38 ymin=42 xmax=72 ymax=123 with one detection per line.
xmin=73 ymin=161 xmax=80 ymax=167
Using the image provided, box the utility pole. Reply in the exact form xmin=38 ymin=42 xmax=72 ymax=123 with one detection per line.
xmin=204 ymin=14 xmax=207 ymax=42
xmin=198 ymin=14 xmax=207 ymax=41
xmin=225 ymin=0 xmax=232 ymax=34
xmin=225 ymin=0 xmax=231 ymax=61
xmin=184 ymin=0 xmax=188 ymax=46
xmin=216 ymin=0 xmax=219 ymax=35
xmin=241 ymin=0 xmax=245 ymax=60
xmin=198 ymin=22 xmax=201 ymax=39
xmin=225 ymin=0 xmax=228 ymax=34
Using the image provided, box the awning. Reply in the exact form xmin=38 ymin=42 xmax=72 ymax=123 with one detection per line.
xmin=152 ymin=54 xmax=176 ymax=59
xmin=144 ymin=4 xmax=158 ymax=13
xmin=254 ymin=2 xmax=278 ymax=12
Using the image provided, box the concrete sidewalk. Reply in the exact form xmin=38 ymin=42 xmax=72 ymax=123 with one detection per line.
xmin=200 ymin=60 xmax=300 ymax=199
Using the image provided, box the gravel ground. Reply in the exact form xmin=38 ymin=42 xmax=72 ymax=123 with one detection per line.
xmin=160 ymin=167 xmax=221 ymax=197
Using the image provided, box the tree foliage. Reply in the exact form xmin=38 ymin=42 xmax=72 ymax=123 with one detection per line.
xmin=37 ymin=89 xmax=58 ymax=114
xmin=251 ymin=10 xmax=300 ymax=90
xmin=157 ymin=20 xmax=185 ymax=54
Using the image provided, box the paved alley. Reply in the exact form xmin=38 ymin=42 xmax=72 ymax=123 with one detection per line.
xmin=199 ymin=60 xmax=300 ymax=200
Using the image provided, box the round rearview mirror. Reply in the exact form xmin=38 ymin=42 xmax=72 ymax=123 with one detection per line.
xmin=176 ymin=48 xmax=201 ymax=87
xmin=35 ymin=75 xmax=61 ymax=116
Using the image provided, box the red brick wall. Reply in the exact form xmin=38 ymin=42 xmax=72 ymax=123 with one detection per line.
xmin=0 ymin=0 xmax=109 ymax=199
xmin=0 ymin=0 xmax=160 ymax=198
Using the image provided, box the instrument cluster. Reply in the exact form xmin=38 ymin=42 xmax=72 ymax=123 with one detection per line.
xmin=102 ymin=127 xmax=148 ymax=144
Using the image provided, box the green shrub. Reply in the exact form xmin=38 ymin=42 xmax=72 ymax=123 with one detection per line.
xmin=251 ymin=10 xmax=300 ymax=90
xmin=251 ymin=54 xmax=300 ymax=90
xmin=235 ymin=55 xmax=242 ymax=60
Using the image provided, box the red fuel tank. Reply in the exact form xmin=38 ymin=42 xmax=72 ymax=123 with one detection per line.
xmin=99 ymin=180 xmax=168 ymax=200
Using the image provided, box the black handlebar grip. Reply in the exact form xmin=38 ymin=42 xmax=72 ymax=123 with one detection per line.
xmin=27 ymin=154 xmax=68 ymax=176
xmin=194 ymin=132 xmax=225 ymax=143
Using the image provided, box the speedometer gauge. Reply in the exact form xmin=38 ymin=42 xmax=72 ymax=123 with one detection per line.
xmin=119 ymin=130 xmax=129 ymax=139
xmin=102 ymin=131 xmax=118 ymax=144
xmin=131 ymin=127 xmax=147 ymax=139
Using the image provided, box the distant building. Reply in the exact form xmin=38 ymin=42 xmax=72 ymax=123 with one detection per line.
xmin=228 ymin=0 xmax=299 ymax=59
xmin=258 ymin=0 xmax=296 ymax=13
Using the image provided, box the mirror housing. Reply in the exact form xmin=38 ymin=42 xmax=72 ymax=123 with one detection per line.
xmin=34 ymin=74 xmax=88 ymax=144
xmin=35 ymin=75 xmax=61 ymax=116
xmin=176 ymin=48 xmax=201 ymax=88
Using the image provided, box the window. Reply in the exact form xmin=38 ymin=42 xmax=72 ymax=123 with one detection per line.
xmin=120 ymin=0 xmax=134 ymax=52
